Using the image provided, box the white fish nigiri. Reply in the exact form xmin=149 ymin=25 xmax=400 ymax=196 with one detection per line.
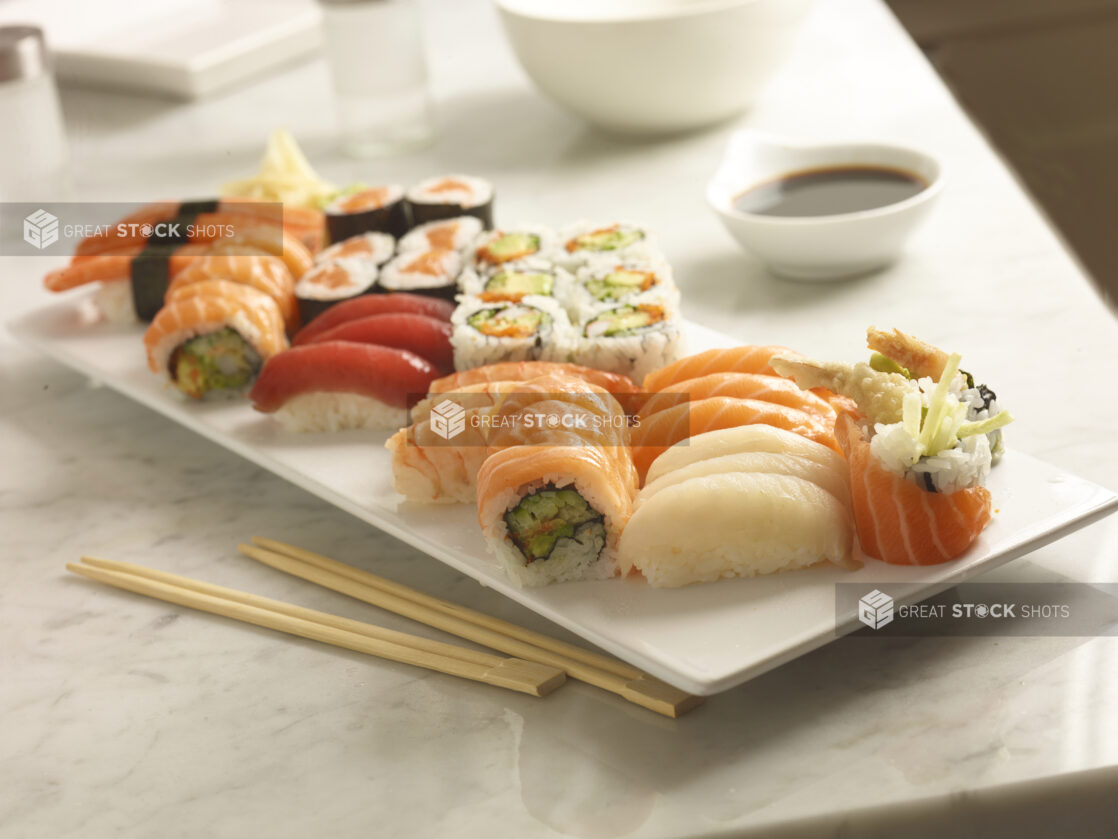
xmin=638 ymin=451 xmax=851 ymax=512
xmin=618 ymin=472 xmax=856 ymax=587
xmin=644 ymin=423 xmax=845 ymax=486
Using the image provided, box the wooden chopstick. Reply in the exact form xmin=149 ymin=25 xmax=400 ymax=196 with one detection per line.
xmin=252 ymin=536 xmax=643 ymax=679
xmin=241 ymin=539 xmax=704 ymax=718
xmin=68 ymin=558 xmax=566 ymax=697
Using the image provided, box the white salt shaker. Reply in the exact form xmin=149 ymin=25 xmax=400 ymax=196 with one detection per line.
xmin=317 ymin=0 xmax=436 ymax=158
xmin=0 ymin=25 xmax=69 ymax=201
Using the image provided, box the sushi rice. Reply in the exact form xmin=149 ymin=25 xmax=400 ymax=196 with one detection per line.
xmin=274 ymin=391 xmax=407 ymax=432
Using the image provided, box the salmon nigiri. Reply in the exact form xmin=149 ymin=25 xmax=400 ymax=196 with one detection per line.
xmin=630 ymin=396 xmax=840 ymax=481
xmin=428 ymin=361 xmax=637 ymax=397
xmin=639 ymin=372 xmax=837 ymax=423
xmin=641 ymin=345 xmax=799 ymax=392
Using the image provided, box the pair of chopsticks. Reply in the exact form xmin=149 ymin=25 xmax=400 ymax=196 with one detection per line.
xmin=68 ymin=539 xmax=703 ymax=717
xmin=69 ymin=557 xmax=564 ymax=697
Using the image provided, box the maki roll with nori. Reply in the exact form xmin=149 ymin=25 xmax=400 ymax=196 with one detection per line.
xmin=317 ymin=231 xmax=396 ymax=267
xmin=557 ymin=221 xmax=659 ymax=269
xmin=468 ymin=225 xmax=556 ymax=271
xmin=405 ymin=175 xmax=494 ymax=228
xmin=295 ymin=258 xmax=379 ymax=324
xmin=398 ymin=216 xmax=484 ymax=254
xmin=324 ymin=185 xmax=409 ymax=242
xmin=451 ymin=295 xmax=572 ymax=369
xmin=378 ymin=249 xmax=462 ymax=301
xmin=571 ymin=303 xmax=683 ymax=384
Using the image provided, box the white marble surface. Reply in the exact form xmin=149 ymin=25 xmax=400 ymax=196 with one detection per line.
xmin=3 ymin=0 xmax=1118 ymax=835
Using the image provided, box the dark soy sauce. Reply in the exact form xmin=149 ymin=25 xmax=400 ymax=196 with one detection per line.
xmin=734 ymin=166 xmax=927 ymax=218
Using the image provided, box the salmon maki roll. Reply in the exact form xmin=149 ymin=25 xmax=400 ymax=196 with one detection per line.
xmin=249 ymin=341 xmax=440 ymax=432
xmin=837 ymin=415 xmax=992 ymax=565
xmin=641 ymin=345 xmax=800 ymax=392
xmin=639 ymin=372 xmax=837 ymax=423
xmin=428 ymin=361 xmax=637 ymax=398
xmin=476 ymin=445 xmax=634 ymax=586
xmin=630 ymin=396 xmax=840 ymax=482
xmin=143 ymin=282 xmax=287 ymax=399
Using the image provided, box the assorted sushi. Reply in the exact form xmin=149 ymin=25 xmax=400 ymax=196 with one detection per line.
xmin=36 ymin=136 xmax=1019 ymax=593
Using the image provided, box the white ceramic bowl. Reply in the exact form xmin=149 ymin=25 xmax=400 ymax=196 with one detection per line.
xmin=493 ymin=0 xmax=813 ymax=135
xmin=707 ymin=131 xmax=944 ymax=280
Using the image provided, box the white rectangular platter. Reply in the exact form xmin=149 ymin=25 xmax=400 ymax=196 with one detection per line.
xmin=11 ymin=296 xmax=1118 ymax=695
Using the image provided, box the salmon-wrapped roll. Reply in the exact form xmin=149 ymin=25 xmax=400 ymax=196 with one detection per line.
xmin=387 ymin=374 xmax=632 ymax=504
xmin=166 ymin=254 xmax=299 ymax=332
xmin=477 ymin=445 xmax=634 ymax=586
xmin=143 ymin=281 xmax=287 ymax=399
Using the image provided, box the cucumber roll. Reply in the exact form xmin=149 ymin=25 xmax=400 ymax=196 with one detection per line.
xmin=468 ymin=225 xmax=556 ymax=271
xmin=451 ymin=295 xmax=573 ymax=370
xmin=324 ymin=185 xmax=409 ymax=242
xmin=378 ymin=248 xmax=462 ymax=301
xmin=317 ymin=231 xmax=396 ymax=267
xmin=571 ymin=303 xmax=684 ymax=384
xmin=295 ymin=258 xmax=379 ymax=324
xmin=405 ymin=175 xmax=494 ymax=228
xmin=398 ymin=216 xmax=484 ymax=254
xmin=567 ymin=258 xmax=678 ymax=320
xmin=460 ymin=260 xmax=573 ymax=303
xmin=557 ymin=221 xmax=660 ymax=270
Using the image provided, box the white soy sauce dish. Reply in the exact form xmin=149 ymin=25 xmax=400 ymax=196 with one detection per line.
xmin=706 ymin=131 xmax=944 ymax=281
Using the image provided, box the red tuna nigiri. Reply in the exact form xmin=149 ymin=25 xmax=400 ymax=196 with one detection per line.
xmin=249 ymin=341 xmax=439 ymax=412
xmin=293 ymin=292 xmax=455 ymax=346
xmin=836 ymin=415 xmax=992 ymax=565
xmin=306 ymin=313 xmax=453 ymax=372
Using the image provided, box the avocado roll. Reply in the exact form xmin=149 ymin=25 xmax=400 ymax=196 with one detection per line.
xmin=317 ymin=231 xmax=396 ymax=267
xmin=571 ymin=302 xmax=683 ymax=384
xmin=295 ymin=258 xmax=379 ymax=324
xmin=398 ymin=215 xmax=484 ymax=254
xmin=324 ymin=185 xmax=409 ymax=242
xmin=378 ymin=248 xmax=462 ymax=301
xmin=468 ymin=225 xmax=556 ymax=271
xmin=451 ymin=295 xmax=572 ymax=369
xmin=405 ymin=175 xmax=494 ymax=228
xmin=557 ymin=221 xmax=660 ymax=270
xmin=460 ymin=260 xmax=573 ymax=303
